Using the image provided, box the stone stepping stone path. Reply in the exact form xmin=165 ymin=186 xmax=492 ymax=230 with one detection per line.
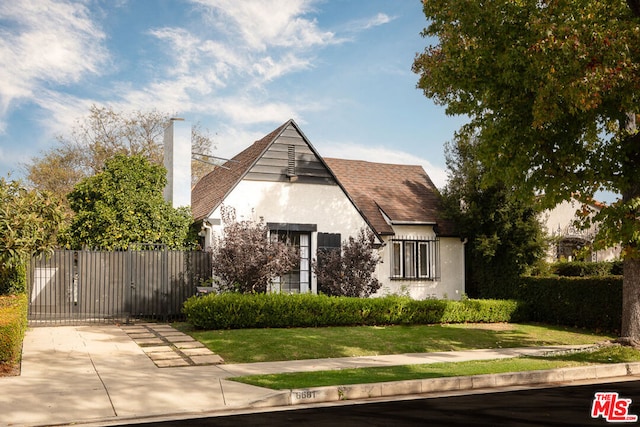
xmin=122 ymin=323 xmax=224 ymax=368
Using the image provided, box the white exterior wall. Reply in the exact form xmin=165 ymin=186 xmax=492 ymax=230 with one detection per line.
xmin=203 ymin=180 xmax=374 ymax=294
xmin=202 ymin=180 xmax=466 ymax=300
xmin=209 ymin=180 xmax=371 ymax=233
xmin=542 ymin=199 xmax=586 ymax=236
xmin=541 ymin=199 xmax=621 ymax=261
xmin=373 ymin=224 xmax=465 ymax=300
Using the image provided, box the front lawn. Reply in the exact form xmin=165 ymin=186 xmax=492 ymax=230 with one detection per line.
xmin=174 ymin=322 xmax=613 ymax=364
xmin=231 ymin=345 xmax=640 ymax=390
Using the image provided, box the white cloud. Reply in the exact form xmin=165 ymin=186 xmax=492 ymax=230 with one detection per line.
xmin=147 ymin=28 xmax=203 ymax=76
xmin=31 ymin=90 xmax=97 ymax=139
xmin=1 ymin=0 xmax=385 ymax=160
xmin=211 ymin=126 xmax=267 ymax=160
xmin=252 ymin=53 xmax=312 ymax=82
xmin=210 ymin=97 xmax=300 ymax=125
xmin=348 ymin=13 xmax=394 ymax=32
xmin=191 ymin=0 xmax=337 ymax=51
xmin=143 ymin=1 xmax=336 ymax=126
xmin=0 ymin=0 xmax=108 ymax=118
xmin=17 ymin=0 xmax=333 ymax=147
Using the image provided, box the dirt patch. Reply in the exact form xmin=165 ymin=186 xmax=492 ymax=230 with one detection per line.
xmin=0 ymin=362 xmax=20 ymax=377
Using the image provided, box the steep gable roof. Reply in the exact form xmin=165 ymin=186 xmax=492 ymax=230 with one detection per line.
xmin=191 ymin=119 xmax=339 ymax=221
xmin=323 ymin=158 xmax=457 ymax=236
xmin=191 ymin=121 xmax=288 ymax=221
xmin=192 ymin=121 xmax=457 ymax=238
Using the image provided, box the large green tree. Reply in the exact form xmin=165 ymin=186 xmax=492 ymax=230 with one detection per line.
xmin=442 ymin=134 xmax=547 ymax=299
xmin=25 ymin=105 xmax=216 ymax=202
xmin=413 ymin=0 xmax=640 ymax=341
xmin=0 ymin=179 xmax=66 ymax=294
xmin=66 ymin=155 xmax=196 ymax=250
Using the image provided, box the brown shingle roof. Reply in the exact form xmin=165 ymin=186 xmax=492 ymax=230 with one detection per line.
xmin=323 ymin=158 xmax=457 ymax=236
xmin=191 ymin=120 xmax=457 ymax=237
xmin=191 ymin=121 xmax=289 ymax=221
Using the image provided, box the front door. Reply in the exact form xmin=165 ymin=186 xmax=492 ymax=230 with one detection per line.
xmin=277 ymin=231 xmax=310 ymax=293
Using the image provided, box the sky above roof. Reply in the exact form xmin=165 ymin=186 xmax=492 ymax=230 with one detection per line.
xmin=0 ymin=0 xmax=470 ymax=190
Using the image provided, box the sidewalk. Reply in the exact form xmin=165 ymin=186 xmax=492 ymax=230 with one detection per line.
xmin=1 ymin=324 xmax=639 ymax=427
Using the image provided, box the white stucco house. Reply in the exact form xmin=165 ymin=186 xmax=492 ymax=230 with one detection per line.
xmin=191 ymin=120 xmax=465 ymax=300
xmin=541 ymin=198 xmax=621 ymax=262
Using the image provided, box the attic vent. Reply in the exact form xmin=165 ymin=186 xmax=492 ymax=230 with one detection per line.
xmin=287 ymin=145 xmax=296 ymax=177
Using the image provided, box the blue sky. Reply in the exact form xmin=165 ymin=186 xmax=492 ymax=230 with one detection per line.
xmin=0 ymin=0 xmax=469 ymax=190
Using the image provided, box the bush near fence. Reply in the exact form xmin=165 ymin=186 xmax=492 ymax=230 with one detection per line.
xmin=183 ymin=293 xmax=524 ymax=330
xmin=515 ymin=276 xmax=622 ymax=333
xmin=0 ymin=294 xmax=28 ymax=365
xmin=0 ymin=263 xmax=26 ymax=295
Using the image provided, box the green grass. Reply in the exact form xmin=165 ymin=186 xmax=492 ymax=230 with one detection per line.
xmin=231 ymin=346 xmax=640 ymax=390
xmin=174 ymin=322 xmax=613 ymax=364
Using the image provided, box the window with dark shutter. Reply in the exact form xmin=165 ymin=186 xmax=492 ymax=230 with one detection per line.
xmin=318 ymin=232 xmax=341 ymax=251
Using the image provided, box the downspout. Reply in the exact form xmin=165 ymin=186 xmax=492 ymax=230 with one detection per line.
xmin=200 ymin=219 xmax=212 ymax=251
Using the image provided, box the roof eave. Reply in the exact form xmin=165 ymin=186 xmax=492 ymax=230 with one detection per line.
xmin=389 ymin=221 xmax=438 ymax=226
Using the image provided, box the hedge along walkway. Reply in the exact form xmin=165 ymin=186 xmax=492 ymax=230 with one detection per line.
xmin=121 ymin=323 xmax=224 ymax=368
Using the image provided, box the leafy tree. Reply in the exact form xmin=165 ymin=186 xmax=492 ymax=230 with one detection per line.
xmin=442 ymin=135 xmax=547 ymax=299
xmin=25 ymin=105 xmax=216 ymax=202
xmin=66 ymin=155 xmax=196 ymax=250
xmin=413 ymin=0 xmax=640 ymax=341
xmin=314 ymin=229 xmax=382 ymax=298
xmin=0 ymin=179 xmax=66 ymax=294
xmin=211 ymin=207 xmax=298 ymax=293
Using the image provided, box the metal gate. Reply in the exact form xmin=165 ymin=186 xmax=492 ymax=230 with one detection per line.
xmin=27 ymin=249 xmax=211 ymax=325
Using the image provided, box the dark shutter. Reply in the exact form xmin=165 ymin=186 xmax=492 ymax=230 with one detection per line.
xmin=318 ymin=233 xmax=341 ymax=250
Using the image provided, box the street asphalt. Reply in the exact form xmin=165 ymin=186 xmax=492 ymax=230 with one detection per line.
xmin=1 ymin=324 xmax=639 ymax=427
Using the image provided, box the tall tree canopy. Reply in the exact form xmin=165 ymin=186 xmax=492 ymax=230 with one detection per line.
xmin=442 ymin=135 xmax=547 ymax=299
xmin=25 ymin=105 xmax=215 ymax=201
xmin=66 ymin=155 xmax=196 ymax=250
xmin=0 ymin=179 xmax=66 ymax=294
xmin=413 ymin=0 xmax=640 ymax=340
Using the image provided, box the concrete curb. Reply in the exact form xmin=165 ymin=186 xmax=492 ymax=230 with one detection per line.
xmin=249 ymin=362 xmax=640 ymax=408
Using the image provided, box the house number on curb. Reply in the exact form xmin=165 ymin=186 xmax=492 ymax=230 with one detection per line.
xmin=295 ymin=391 xmax=318 ymax=399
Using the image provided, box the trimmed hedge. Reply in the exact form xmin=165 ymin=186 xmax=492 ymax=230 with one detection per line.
xmin=183 ymin=293 xmax=524 ymax=330
xmin=0 ymin=293 xmax=28 ymax=365
xmin=551 ymin=260 xmax=623 ymax=277
xmin=516 ymin=276 xmax=622 ymax=332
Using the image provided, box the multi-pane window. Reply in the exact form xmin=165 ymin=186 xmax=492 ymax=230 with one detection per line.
xmin=268 ymin=223 xmax=317 ymax=294
xmin=390 ymin=238 xmax=439 ymax=280
xmin=274 ymin=231 xmax=310 ymax=293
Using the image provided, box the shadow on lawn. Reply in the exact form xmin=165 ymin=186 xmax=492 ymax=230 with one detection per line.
xmin=176 ymin=322 xmax=612 ymax=364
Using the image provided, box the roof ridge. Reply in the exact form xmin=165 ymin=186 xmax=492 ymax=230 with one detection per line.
xmin=323 ymin=157 xmax=424 ymax=169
